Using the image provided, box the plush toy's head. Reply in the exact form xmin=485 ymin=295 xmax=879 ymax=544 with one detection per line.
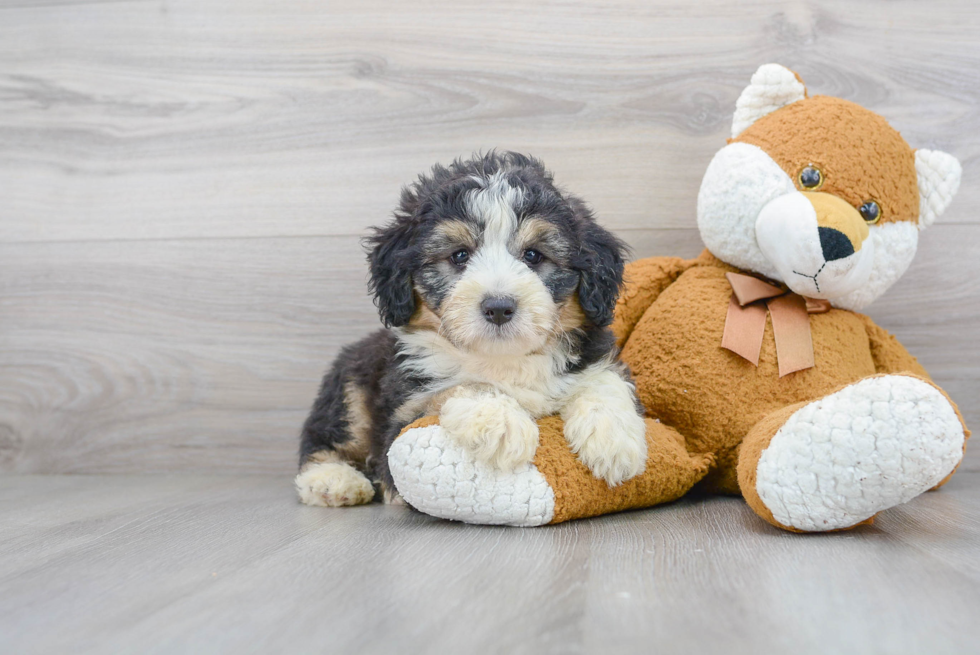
xmin=698 ymin=64 xmax=962 ymax=310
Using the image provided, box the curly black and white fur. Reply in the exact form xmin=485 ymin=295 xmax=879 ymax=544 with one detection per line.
xmin=295 ymin=152 xmax=647 ymax=507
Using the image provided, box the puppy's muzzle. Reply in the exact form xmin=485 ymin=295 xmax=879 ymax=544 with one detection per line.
xmin=481 ymin=296 xmax=517 ymax=325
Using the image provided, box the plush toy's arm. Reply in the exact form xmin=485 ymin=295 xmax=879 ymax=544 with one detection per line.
xmin=857 ymin=314 xmax=930 ymax=378
xmin=612 ymin=256 xmax=695 ymax=348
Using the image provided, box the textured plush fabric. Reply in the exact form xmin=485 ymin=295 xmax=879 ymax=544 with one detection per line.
xmin=611 ymin=256 xmax=695 ymax=349
xmin=731 ymin=63 xmax=807 ymax=139
xmin=393 ymin=415 xmax=714 ymax=525
xmin=735 ymin=401 xmax=811 ymax=532
xmin=734 ymin=95 xmax=920 ymax=226
xmin=737 ymin=374 xmax=967 ymax=532
xmin=389 ymin=416 xmax=556 ymax=526
xmin=532 ymin=416 xmax=713 ymax=524
xmin=621 ymin=250 xmax=882 ymax=493
xmin=858 ymin=314 xmax=929 ymax=378
xmin=915 ymin=149 xmax=963 ymax=228
xmin=617 ymin=252 xmax=969 ymax=526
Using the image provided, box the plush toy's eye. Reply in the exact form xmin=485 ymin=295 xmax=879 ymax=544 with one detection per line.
xmin=859 ymin=201 xmax=881 ymax=224
xmin=450 ymin=249 xmax=469 ymax=266
xmin=522 ymin=249 xmax=544 ymax=266
xmin=799 ymin=165 xmax=823 ymax=189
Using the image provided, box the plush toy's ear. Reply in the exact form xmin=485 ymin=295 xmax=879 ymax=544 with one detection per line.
xmin=915 ymin=149 xmax=961 ymax=230
xmin=366 ymin=216 xmax=417 ymax=327
xmin=731 ymin=64 xmax=807 ymax=138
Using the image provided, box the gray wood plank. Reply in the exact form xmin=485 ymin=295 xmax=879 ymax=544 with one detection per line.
xmin=0 ymin=0 xmax=977 ymax=244
xmin=1 ymin=473 xmax=979 ymax=654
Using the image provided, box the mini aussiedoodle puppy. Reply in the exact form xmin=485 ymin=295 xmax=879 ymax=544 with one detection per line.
xmin=295 ymin=151 xmax=647 ymax=507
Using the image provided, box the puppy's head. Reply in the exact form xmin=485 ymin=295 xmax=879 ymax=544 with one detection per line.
xmin=366 ymin=152 xmax=627 ymax=355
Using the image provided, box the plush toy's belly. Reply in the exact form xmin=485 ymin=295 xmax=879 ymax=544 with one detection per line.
xmin=620 ymin=264 xmax=877 ymax=493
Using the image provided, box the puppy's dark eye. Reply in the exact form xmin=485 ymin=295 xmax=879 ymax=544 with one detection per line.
xmin=450 ymin=249 xmax=469 ymax=266
xmin=522 ymin=249 xmax=544 ymax=266
xmin=799 ymin=165 xmax=823 ymax=189
xmin=859 ymin=201 xmax=881 ymax=224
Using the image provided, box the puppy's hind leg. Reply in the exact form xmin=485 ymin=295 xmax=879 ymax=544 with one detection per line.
xmin=296 ymin=360 xmax=377 ymax=507
xmin=296 ymin=455 xmax=375 ymax=508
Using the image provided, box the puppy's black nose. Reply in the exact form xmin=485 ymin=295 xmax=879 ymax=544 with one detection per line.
xmin=481 ymin=296 xmax=516 ymax=325
xmin=818 ymin=226 xmax=855 ymax=262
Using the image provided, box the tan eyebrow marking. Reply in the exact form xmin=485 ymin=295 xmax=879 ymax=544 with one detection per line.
xmin=515 ymin=217 xmax=569 ymax=261
xmin=516 ymin=217 xmax=557 ymax=245
xmin=428 ymin=219 xmax=477 ymax=253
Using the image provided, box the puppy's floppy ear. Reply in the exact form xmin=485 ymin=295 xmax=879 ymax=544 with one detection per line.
xmin=571 ymin=199 xmax=628 ymax=328
xmin=365 ymin=211 xmax=418 ymax=328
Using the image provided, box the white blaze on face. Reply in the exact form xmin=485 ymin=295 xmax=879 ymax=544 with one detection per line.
xmin=439 ymin=177 xmax=557 ymax=355
xmin=698 ymin=142 xmax=921 ymax=310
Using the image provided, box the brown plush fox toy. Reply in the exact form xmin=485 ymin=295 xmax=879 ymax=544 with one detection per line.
xmin=386 ymin=64 xmax=969 ymax=531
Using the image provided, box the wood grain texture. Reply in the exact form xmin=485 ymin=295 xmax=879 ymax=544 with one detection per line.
xmin=1 ymin=473 xmax=980 ymax=654
xmin=1 ymin=0 xmax=978 ymax=242
xmin=0 ymin=0 xmax=978 ymax=474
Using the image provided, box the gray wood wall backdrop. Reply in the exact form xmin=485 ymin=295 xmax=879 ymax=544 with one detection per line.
xmin=1 ymin=0 xmax=978 ymax=475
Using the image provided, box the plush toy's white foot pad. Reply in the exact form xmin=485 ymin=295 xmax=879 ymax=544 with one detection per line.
xmin=388 ymin=425 xmax=555 ymax=527
xmin=756 ymin=375 xmax=965 ymax=532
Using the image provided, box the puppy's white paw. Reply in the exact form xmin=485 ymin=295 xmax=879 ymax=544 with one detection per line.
xmin=295 ymin=461 xmax=375 ymax=507
xmin=440 ymin=389 xmax=539 ymax=471
xmin=562 ymin=403 xmax=647 ymax=486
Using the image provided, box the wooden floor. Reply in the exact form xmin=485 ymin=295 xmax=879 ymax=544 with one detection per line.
xmin=2 ymin=473 xmax=979 ymax=654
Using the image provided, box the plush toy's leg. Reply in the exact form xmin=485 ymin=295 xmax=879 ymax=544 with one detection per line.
xmin=388 ymin=418 xmax=557 ymax=526
xmin=389 ymin=416 xmax=714 ymax=526
xmin=738 ymin=374 xmax=968 ymax=532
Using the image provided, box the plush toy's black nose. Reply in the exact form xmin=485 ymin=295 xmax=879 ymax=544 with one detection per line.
xmin=818 ymin=227 xmax=855 ymax=262
xmin=481 ymin=296 xmax=516 ymax=325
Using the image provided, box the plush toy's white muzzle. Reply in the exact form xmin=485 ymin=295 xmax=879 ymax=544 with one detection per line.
xmin=755 ymin=191 xmax=876 ymax=299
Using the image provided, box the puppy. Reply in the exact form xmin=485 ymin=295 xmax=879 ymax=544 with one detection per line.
xmin=295 ymin=152 xmax=647 ymax=507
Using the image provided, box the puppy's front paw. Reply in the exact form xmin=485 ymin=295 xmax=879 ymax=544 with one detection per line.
xmin=562 ymin=404 xmax=647 ymax=486
xmin=440 ymin=390 xmax=539 ymax=471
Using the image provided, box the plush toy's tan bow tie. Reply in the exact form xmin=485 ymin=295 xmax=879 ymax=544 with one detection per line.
xmin=721 ymin=272 xmax=831 ymax=377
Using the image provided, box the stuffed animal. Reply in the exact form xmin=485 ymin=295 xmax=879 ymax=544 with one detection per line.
xmin=386 ymin=64 xmax=970 ymax=531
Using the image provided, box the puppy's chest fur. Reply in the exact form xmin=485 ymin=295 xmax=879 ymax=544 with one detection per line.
xmin=395 ymin=329 xmax=580 ymax=419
